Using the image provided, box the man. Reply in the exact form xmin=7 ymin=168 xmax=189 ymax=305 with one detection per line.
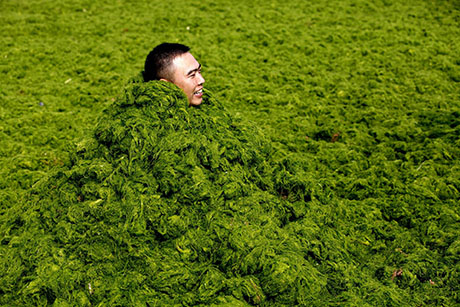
xmin=143 ymin=43 xmax=205 ymax=106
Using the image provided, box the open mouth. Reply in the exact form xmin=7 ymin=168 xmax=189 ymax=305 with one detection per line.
xmin=194 ymin=88 xmax=203 ymax=97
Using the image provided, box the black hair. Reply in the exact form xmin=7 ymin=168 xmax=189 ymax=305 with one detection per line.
xmin=143 ymin=43 xmax=190 ymax=82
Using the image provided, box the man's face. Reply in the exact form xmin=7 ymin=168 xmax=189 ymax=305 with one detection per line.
xmin=170 ymin=52 xmax=205 ymax=106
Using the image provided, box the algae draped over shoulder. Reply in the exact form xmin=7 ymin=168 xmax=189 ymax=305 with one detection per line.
xmin=2 ymin=77 xmax=326 ymax=305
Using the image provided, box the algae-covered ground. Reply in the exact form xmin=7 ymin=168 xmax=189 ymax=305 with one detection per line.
xmin=1 ymin=0 xmax=459 ymax=305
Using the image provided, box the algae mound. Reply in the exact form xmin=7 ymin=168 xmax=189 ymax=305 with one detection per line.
xmin=4 ymin=76 xmax=456 ymax=306
xmin=1 ymin=78 xmax=325 ymax=305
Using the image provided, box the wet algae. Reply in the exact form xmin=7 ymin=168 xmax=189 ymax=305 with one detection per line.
xmin=2 ymin=78 xmax=327 ymax=305
xmin=1 ymin=76 xmax=458 ymax=306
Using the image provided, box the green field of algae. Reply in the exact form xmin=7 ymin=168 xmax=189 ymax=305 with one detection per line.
xmin=1 ymin=0 xmax=459 ymax=305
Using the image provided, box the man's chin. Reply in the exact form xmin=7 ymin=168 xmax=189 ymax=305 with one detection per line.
xmin=189 ymin=97 xmax=203 ymax=106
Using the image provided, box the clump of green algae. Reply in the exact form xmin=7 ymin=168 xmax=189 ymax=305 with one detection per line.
xmin=1 ymin=75 xmax=459 ymax=306
xmin=2 ymin=77 xmax=328 ymax=305
xmin=1 ymin=0 xmax=459 ymax=305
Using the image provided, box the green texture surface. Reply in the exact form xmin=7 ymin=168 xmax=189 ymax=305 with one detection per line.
xmin=1 ymin=0 xmax=459 ymax=305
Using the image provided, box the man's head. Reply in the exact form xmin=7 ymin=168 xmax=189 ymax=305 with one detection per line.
xmin=144 ymin=43 xmax=205 ymax=106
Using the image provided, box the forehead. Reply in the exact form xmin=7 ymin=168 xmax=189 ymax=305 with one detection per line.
xmin=172 ymin=52 xmax=200 ymax=75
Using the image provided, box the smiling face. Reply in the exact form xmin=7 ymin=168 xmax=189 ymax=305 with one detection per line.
xmin=168 ymin=52 xmax=205 ymax=106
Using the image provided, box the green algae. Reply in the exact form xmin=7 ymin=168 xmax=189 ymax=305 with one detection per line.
xmin=1 ymin=79 xmax=327 ymax=305
xmin=1 ymin=0 xmax=459 ymax=305
xmin=2 ymin=75 xmax=459 ymax=305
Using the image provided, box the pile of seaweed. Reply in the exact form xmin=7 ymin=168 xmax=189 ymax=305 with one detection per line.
xmin=1 ymin=77 xmax=456 ymax=305
xmin=1 ymin=78 xmax=319 ymax=305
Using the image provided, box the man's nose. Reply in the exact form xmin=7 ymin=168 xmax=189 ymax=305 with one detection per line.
xmin=197 ymin=72 xmax=205 ymax=85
